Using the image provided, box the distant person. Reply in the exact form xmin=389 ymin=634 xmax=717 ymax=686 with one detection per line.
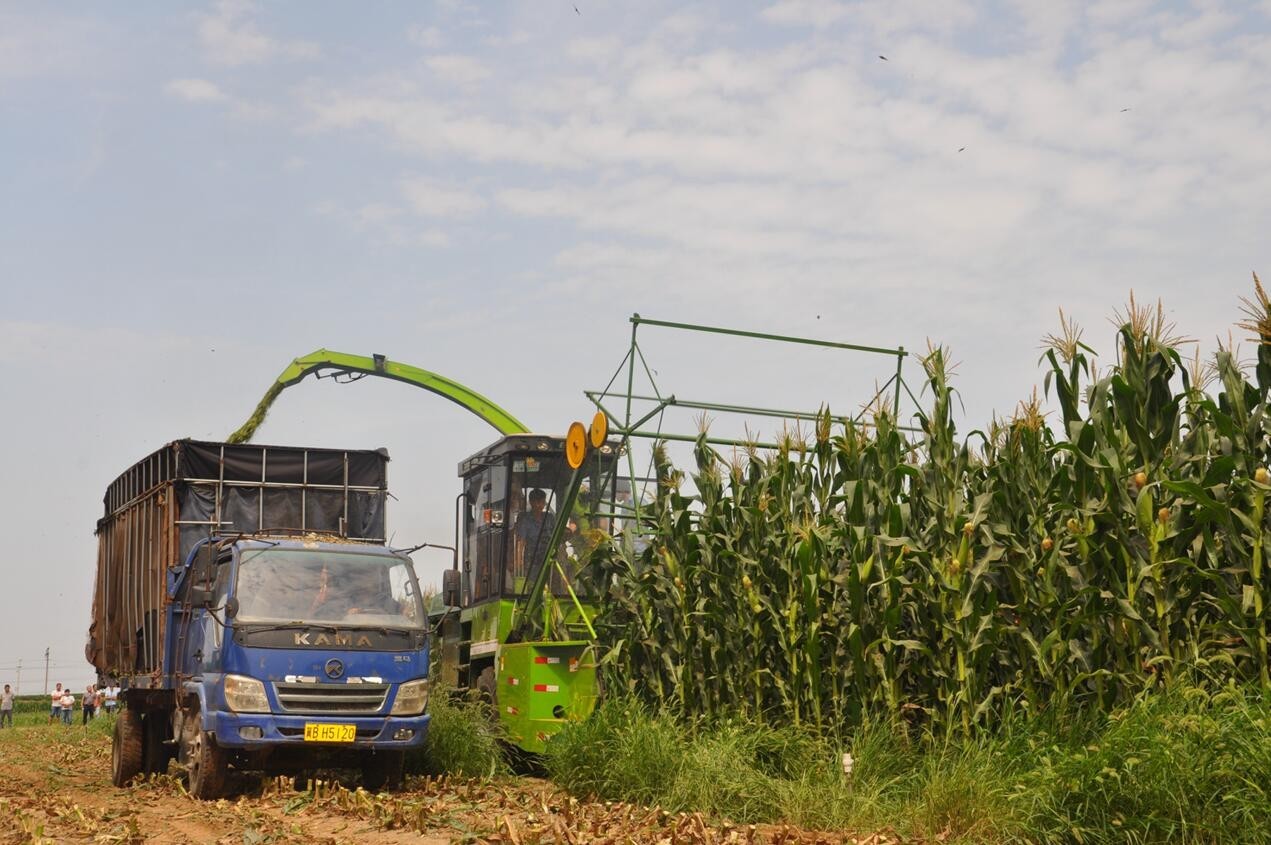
xmin=60 ymin=689 xmax=74 ymax=725
xmin=50 ymin=683 xmax=64 ymax=724
xmin=103 ymin=684 xmax=118 ymax=716
xmin=1 ymin=684 xmax=13 ymax=728
xmin=82 ymin=684 xmax=96 ymax=724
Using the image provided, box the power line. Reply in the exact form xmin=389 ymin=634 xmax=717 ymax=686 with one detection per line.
xmin=0 ymin=663 xmax=86 ymax=670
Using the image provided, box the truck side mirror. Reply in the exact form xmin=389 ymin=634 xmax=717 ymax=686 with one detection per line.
xmin=442 ymin=569 xmax=461 ymax=607
xmin=188 ymin=543 xmax=222 ymax=607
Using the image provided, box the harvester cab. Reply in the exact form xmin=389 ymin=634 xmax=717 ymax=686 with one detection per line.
xmin=436 ymin=424 xmax=622 ymax=752
xmin=457 ymin=434 xmax=615 ymax=610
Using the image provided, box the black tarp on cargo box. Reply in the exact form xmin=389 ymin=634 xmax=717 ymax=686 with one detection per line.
xmin=173 ymin=441 xmax=388 ymax=566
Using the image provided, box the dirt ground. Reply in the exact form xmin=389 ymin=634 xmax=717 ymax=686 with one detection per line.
xmin=0 ymin=723 xmax=894 ymax=844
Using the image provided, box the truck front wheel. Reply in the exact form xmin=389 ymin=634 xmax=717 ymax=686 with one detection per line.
xmin=111 ymin=709 xmax=143 ymax=787
xmin=187 ymin=728 xmax=229 ymax=799
xmin=361 ymin=750 xmax=405 ymax=792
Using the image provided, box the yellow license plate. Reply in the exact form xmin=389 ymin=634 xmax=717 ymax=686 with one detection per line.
xmin=303 ymin=723 xmax=356 ymax=743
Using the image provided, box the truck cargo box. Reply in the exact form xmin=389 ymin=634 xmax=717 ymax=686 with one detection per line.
xmin=88 ymin=440 xmax=389 ymax=678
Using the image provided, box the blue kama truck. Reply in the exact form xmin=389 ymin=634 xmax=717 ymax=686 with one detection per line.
xmin=87 ymin=440 xmax=430 ymax=798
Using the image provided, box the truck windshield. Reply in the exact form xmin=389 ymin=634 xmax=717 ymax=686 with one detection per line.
xmin=234 ymin=549 xmax=425 ymax=629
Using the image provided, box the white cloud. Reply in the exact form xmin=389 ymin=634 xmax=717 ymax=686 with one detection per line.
xmin=761 ymin=0 xmax=850 ymax=29
xmin=355 ymin=202 xmax=401 ymax=225
xmin=307 ymin=5 xmax=1271 ymax=274
xmin=1086 ymin=0 xmax=1156 ymax=27
xmin=420 ymin=228 xmax=451 ymax=247
xmin=298 ymin=0 xmax=1269 ymax=412
xmin=163 ymin=77 xmax=228 ymax=103
xmin=400 ymin=177 xmax=486 ymax=218
xmin=483 ymin=30 xmax=532 ymax=48
xmin=425 ymin=54 xmax=491 ymax=85
xmin=566 ymin=36 xmax=623 ymax=63
xmin=199 ymin=0 xmax=319 ymax=66
xmin=408 ymin=25 xmax=443 ymax=49
xmin=0 ymin=11 xmax=107 ymax=84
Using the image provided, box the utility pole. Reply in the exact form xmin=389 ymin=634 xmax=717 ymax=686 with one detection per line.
xmin=15 ymin=659 xmax=20 ymax=695
xmin=43 ymin=648 xmax=49 ymax=696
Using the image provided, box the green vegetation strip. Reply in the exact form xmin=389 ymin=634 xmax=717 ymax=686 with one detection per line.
xmin=544 ymin=683 xmax=1271 ymax=844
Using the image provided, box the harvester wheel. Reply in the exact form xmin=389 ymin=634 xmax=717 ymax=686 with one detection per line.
xmin=476 ymin=666 xmax=498 ymax=718
xmin=111 ymin=708 xmax=144 ymax=787
xmin=187 ymin=727 xmax=229 ymax=799
xmin=361 ymin=750 xmax=405 ymax=792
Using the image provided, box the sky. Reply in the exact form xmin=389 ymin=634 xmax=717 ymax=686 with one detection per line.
xmin=1 ymin=0 xmax=1268 ymax=692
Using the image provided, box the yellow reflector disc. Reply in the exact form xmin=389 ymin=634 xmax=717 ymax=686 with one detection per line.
xmin=565 ymin=421 xmax=587 ymax=469
xmin=589 ymin=411 xmax=608 ymax=448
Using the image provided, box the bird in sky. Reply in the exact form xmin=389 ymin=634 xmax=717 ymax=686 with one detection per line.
xmin=957 ymin=147 xmax=965 ymax=152
xmin=878 ymin=55 xmax=888 ymax=61
xmin=1120 ymin=107 xmax=1131 ymax=112
xmin=574 ymin=4 xmax=580 ymax=13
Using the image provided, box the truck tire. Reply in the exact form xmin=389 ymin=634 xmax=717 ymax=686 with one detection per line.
xmin=142 ymin=713 xmax=171 ymax=776
xmin=111 ymin=709 xmax=144 ymax=787
xmin=187 ymin=728 xmax=229 ymax=800
xmin=361 ymin=750 xmax=405 ymax=792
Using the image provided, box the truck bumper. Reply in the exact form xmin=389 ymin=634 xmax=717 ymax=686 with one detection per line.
xmin=206 ymin=711 xmax=430 ymax=749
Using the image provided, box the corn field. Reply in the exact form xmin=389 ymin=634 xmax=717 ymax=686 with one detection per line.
xmin=587 ymin=279 xmax=1271 ymax=734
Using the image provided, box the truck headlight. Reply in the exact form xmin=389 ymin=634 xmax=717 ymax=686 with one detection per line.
xmin=390 ymin=678 xmax=429 ymax=716
xmin=224 ymin=674 xmax=270 ymax=713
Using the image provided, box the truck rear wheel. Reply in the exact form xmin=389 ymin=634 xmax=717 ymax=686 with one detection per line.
xmin=361 ymin=750 xmax=405 ymax=792
xmin=111 ymin=709 xmax=144 ymax=787
xmin=187 ymin=728 xmax=229 ymax=799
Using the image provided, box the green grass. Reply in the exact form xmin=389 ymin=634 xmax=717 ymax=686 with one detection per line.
xmin=538 ymin=697 xmax=684 ymax=806
xmin=406 ymin=687 xmax=509 ymax=779
xmin=543 ymin=683 xmax=1271 ymax=843
xmin=1019 ymin=684 xmax=1271 ymax=844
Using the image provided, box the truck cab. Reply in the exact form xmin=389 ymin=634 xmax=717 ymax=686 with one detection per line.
xmin=160 ymin=536 xmax=430 ymax=796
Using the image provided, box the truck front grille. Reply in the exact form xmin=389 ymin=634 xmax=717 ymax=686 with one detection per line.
xmin=273 ymin=681 xmax=389 ymax=715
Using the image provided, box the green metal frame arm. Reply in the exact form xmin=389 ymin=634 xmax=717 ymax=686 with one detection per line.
xmin=229 ymin=349 xmax=529 ymax=442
